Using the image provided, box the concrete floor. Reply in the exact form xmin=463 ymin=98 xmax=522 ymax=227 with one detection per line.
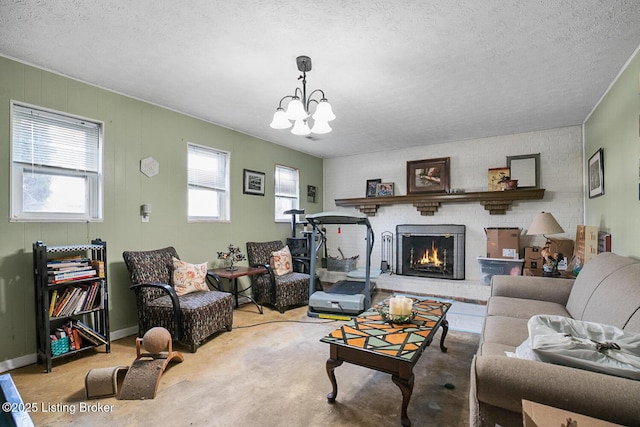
xmin=9 ymin=292 xmax=481 ymax=427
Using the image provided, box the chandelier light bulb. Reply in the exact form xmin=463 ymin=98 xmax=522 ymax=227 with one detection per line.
xmin=310 ymin=120 xmax=332 ymax=134
xmin=312 ymin=100 xmax=336 ymax=122
xmin=291 ymin=120 xmax=311 ymax=136
xmin=285 ymin=98 xmax=307 ymax=121
xmin=270 ymin=108 xmax=292 ymax=129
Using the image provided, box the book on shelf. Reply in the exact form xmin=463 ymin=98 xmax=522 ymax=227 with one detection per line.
xmin=47 ymin=257 xmax=90 ymax=269
xmin=598 ymin=231 xmax=612 ymax=253
xmin=73 ymin=320 xmax=108 ymax=345
xmin=50 ymin=282 xmax=102 ymax=317
xmin=48 ymin=289 xmax=58 ymax=317
xmin=48 ymin=268 xmax=97 ymax=284
xmin=52 ymin=287 xmax=75 ymax=317
xmin=91 ymin=260 xmax=105 ymax=278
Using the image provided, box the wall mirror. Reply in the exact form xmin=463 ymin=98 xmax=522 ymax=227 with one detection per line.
xmin=507 ymin=153 xmax=540 ymax=189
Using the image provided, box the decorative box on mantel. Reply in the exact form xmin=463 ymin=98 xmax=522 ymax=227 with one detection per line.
xmin=335 ymin=188 xmax=545 ymax=216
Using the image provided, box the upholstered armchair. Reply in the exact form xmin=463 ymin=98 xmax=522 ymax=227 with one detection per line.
xmin=122 ymin=247 xmax=233 ymax=352
xmin=245 ymin=241 xmax=310 ymax=313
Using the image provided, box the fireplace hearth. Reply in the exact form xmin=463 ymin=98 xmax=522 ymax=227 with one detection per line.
xmin=396 ymin=224 xmax=465 ymax=280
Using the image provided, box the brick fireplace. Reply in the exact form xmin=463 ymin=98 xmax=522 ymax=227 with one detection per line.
xmin=396 ymin=224 xmax=465 ymax=280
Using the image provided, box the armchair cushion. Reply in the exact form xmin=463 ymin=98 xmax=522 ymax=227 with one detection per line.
xmin=172 ymin=257 xmax=209 ymax=296
xmin=271 ymin=245 xmax=293 ymax=276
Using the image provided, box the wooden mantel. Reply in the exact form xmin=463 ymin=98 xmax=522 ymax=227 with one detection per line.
xmin=335 ymin=188 xmax=545 ymax=216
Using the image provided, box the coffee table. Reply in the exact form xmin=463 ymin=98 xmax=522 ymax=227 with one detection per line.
xmin=320 ymin=298 xmax=451 ymax=427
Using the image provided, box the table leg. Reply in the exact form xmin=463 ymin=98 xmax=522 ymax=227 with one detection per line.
xmin=326 ymin=357 xmax=343 ymax=403
xmin=391 ymin=372 xmax=415 ymax=427
xmin=232 ymin=278 xmax=239 ymax=308
xmin=439 ymin=318 xmax=449 ymax=353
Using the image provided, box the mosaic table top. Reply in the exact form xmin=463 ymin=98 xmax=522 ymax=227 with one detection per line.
xmin=321 ymin=298 xmax=451 ymax=362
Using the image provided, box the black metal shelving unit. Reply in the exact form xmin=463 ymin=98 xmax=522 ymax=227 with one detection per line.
xmin=33 ymin=239 xmax=110 ymax=373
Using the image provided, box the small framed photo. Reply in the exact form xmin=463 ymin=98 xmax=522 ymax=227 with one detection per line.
xmin=588 ymin=148 xmax=604 ymax=198
xmin=488 ymin=167 xmax=510 ymax=192
xmin=366 ymin=178 xmax=382 ymax=197
xmin=406 ymin=157 xmax=450 ymax=194
xmin=376 ymin=182 xmax=395 ymax=197
xmin=307 ymin=185 xmax=317 ymax=203
xmin=243 ymin=169 xmax=265 ymax=196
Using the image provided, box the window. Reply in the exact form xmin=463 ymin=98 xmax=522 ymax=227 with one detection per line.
xmin=275 ymin=164 xmax=299 ymax=222
xmin=11 ymin=102 xmax=103 ymax=222
xmin=187 ymin=143 xmax=230 ymax=221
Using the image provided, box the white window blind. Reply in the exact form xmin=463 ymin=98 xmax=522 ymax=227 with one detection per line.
xmin=187 ymin=143 xmax=229 ymax=221
xmin=275 ymin=164 xmax=299 ymax=221
xmin=12 ymin=105 xmax=100 ymax=173
xmin=11 ymin=102 xmax=103 ymax=222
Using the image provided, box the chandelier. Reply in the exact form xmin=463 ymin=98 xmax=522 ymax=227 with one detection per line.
xmin=270 ymin=55 xmax=335 ymax=136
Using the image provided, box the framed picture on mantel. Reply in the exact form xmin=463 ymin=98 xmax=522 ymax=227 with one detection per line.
xmin=407 ymin=157 xmax=450 ymax=194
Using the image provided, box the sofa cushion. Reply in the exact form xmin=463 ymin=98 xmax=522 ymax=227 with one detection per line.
xmin=565 ymin=253 xmax=638 ymax=321
xmin=581 ymin=262 xmax=640 ymax=331
xmin=481 ymin=316 xmax=529 ymax=347
xmin=487 ymin=296 xmax=570 ymax=319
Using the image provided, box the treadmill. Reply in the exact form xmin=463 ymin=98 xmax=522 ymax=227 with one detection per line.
xmin=306 ymin=211 xmax=374 ymax=319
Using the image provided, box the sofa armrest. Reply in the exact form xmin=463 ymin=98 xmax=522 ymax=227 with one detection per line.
xmin=472 ymin=355 xmax=640 ymax=426
xmin=490 ymin=275 xmax=574 ymax=305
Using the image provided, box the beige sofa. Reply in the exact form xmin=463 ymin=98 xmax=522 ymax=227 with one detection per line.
xmin=470 ymin=252 xmax=640 ymax=427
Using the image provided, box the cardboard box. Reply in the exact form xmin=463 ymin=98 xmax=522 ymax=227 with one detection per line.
xmin=485 ymin=227 xmax=520 ymax=259
xmin=524 ymin=246 xmax=543 ymax=269
xmin=574 ymin=225 xmax=598 ymax=267
xmin=547 ymin=237 xmax=574 ymax=260
xmin=522 ymin=399 xmax=622 ymax=427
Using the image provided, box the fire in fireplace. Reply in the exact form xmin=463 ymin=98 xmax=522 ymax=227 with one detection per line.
xmin=396 ymin=224 xmax=465 ymax=280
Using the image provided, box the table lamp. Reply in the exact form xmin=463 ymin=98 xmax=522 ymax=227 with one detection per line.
xmin=526 ymin=212 xmax=565 ymax=275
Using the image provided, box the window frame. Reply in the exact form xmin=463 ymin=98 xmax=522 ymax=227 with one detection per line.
xmin=187 ymin=142 xmax=230 ymax=222
xmin=274 ymin=164 xmax=300 ymax=222
xmin=10 ymin=101 xmax=104 ymax=222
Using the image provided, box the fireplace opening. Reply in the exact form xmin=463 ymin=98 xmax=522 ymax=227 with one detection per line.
xmin=396 ymin=224 xmax=465 ymax=280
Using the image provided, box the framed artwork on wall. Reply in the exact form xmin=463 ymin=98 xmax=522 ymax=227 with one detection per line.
xmin=406 ymin=157 xmax=450 ymax=194
xmin=307 ymin=185 xmax=317 ymax=203
xmin=488 ymin=167 xmax=510 ymax=191
xmin=366 ymin=178 xmax=382 ymax=197
xmin=507 ymin=153 xmax=540 ymax=188
xmin=588 ymin=148 xmax=604 ymax=198
xmin=243 ymin=169 xmax=265 ymax=196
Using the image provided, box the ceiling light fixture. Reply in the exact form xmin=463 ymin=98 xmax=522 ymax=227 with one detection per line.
xmin=270 ymin=55 xmax=335 ymax=136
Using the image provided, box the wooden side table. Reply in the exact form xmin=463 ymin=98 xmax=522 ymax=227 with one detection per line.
xmin=207 ymin=266 xmax=267 ymax=313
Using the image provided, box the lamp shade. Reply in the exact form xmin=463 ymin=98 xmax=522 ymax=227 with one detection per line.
xmin=291 ymin=120 xmax=311 ymax=136
xmin=526 ymin=212 xmax=564 ymax=235
xmin=270 ymin=108 xmax=292 ymax=129
xmin=312 ymin=100 xmax=336 ymax=122
xmin=310 ymin=119 xmax=332 ymax=134
xmin=285 ymin=98 xmax=307 ymax=121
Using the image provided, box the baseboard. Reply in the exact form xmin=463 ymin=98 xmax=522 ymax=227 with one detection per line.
xmin=0 ymin=325 xmax=139 ymax=374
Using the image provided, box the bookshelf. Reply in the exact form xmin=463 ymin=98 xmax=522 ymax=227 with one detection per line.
xmin=33 ymin=239 xmax=111 ymax=373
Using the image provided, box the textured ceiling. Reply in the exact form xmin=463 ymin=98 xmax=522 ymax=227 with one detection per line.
xmin=1 ymin=1 xmax=640 ymax=159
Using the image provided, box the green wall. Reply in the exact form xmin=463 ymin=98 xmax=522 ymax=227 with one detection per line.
xmin=0 ymin=56 xmax=323 ymax=366
xmin=584 ymin=48 xmax=640 ymax=259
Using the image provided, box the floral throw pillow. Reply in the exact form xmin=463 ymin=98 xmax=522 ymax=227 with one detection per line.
xmin=172 ymin=257 xmax=209 ymax=296
xmin=271 ymin=246 xmax=293 ymax=276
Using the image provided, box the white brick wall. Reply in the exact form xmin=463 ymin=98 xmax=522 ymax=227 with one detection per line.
xmin=322 ymin=126 xmax=583 ymax=284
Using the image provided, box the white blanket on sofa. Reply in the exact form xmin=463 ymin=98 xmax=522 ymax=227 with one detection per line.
xmin=512 ymin=315 xmax=640 ymax=380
